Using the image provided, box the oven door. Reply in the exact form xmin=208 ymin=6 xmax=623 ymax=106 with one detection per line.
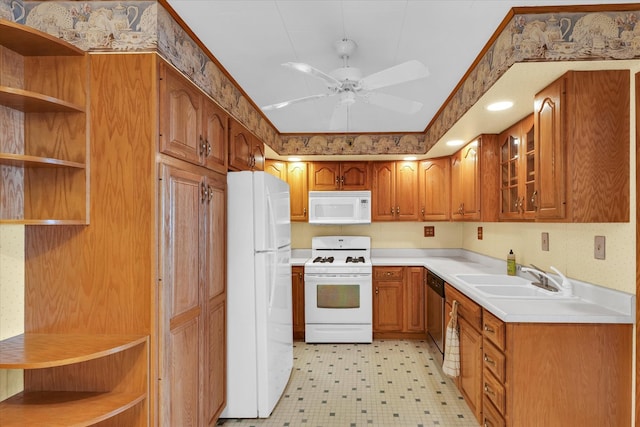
xmin=304 ymin=273 xmax=372 ymax=324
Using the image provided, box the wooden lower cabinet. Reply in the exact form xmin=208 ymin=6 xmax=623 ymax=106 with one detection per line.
xmin=481 ymin=310 xmax=632 ymax=427
xmin=445 ymin=284 xmax=483 ymax=424
xmin=373 ymin=266 xmax=425 ymax=338
xmin=292 ymin=266 xmax=305 ymax=340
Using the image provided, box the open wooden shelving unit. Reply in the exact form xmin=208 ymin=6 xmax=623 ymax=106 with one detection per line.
xmin=0 ymin=19 xmax=89 ymax=225
xmin=0 ymin=334 xmax=148 ymax=426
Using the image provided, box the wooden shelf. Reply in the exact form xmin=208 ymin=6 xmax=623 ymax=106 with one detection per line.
xmin=0 ymin=19 xmax=84 ymax=57
xmin=0 ymin=390 xmax=146 ymax=427
xmin=0 ymin=334 xmax=147 ymax=369
xmin=0 ymin=153 xmax=86 ymax=168
xmin=0 ymin=85 xmax=85 ymax=112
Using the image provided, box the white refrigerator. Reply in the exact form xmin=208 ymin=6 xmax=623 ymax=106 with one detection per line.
xmin=222 ymin=171 xmax=293 ymax=419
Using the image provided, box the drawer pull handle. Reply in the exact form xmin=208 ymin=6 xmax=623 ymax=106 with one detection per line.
xmin=484 ymin=384 xmax=495 ymax=396
xmin=484 ymin=355 xmax=496 ymax=366
xmin=484 ymin=325 xmax=495 ymax=333
xmin=484 ymin=421 xmax=494 ymax=427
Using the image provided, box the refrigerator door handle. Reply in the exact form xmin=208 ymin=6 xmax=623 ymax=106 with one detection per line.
xmin=268 ymin=252 xmax=277 ymax=316
xmin=266 ymin=187 xmax=278 ymax=251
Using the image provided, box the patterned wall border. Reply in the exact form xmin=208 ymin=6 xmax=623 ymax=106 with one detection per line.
xmin=6 ymin=1 xmax=639 ymax=156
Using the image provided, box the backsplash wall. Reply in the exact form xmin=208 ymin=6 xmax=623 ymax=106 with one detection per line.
xmin=292 ymin=220 xmax=635 ymax=294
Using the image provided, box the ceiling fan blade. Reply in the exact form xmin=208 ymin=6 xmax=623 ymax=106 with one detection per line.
xmin=329 ymin=103 xmax=350 ymax=131
xmin=359 ymin=60 xmax=429 ymax=91
xmin=283 ymin=62 xmax=342 ymax=88
xmin=261 ymin=93 xmax=332 ymax=111
xmin=359 ymin=92 xmax=423 ymax=114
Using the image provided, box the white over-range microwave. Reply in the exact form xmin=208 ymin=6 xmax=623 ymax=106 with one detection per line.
xmin=308 ymin=191 xmax=371 ymax=225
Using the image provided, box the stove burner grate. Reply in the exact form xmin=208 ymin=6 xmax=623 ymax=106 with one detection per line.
xmin=346 ymin=256 xmax=366 ymax=263
xmin=313 ymin=256 xmax=335 ymax=263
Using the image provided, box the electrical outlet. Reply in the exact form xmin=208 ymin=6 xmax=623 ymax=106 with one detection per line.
xmin=477 ymin=226 xmax=483 ymax=240
xmin=541 ymin=232 xmax=549 ymax=251
xmin=424 ymin=226 xmax=435 ymax=237
xmin=595 ymin=236 xmax=606 ymax=260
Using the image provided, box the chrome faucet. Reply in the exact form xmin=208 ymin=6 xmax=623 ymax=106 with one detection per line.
xmin=521 ymin=264 xmax=573 ymax=296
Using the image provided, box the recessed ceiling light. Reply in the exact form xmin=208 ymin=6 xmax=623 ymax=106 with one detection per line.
xmin=288 ymin=157 xmax=302 ymax=162
xmin=487 ymin=101 xmax=514 ymax=111
xmin=446 ymin=139 xmax=465 ymax=147
xmin=403 ymin=156 xmax=417 ymax=161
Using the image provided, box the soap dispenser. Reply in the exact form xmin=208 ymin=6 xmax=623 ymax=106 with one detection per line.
xmin=507 ymin=250 xmax=516 ymax=276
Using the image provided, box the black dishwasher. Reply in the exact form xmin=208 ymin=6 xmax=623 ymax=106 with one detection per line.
xmin=426 ymin=271 xmax=445 ymax=358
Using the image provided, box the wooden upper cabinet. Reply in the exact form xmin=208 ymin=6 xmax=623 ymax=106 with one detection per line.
xmin=308 ymin=161 xmax=369 ymax=190
xmin=372 ymin=161 xmax=419 ymax=221
xmin=265 ymin=160 xmax=309 ymax=221
xmin=499 ymin=114 xmax=535 ymax=220
xmin=451 ymin=135 xmax=499 ymax=222
xmin=534 ymin=70 xmax=629 ymax=222
xmin=159 ymin=61 xmax=228 ymax=174
xmin=418 ymin=158 xmax=450 ymax=221
xmin=202 ymin=99 xmax=229 ymax=173
xmin=451 ymin=141 xmax=480 ymax=221
xmin=229 ymin=119 xmax=263 ymax=171
xmin=288 ymin=162 xmax=309 ymax=221
xmin=264 ymin=160 xmax=287 ymax=180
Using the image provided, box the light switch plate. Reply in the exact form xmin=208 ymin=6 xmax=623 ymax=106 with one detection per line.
xmin=541 ymin=232 xmax=549 ymax=251
xmin=595 ymin=236 xmax=606 ymax=260
xmin=424 ymin=226 xmax=435 ymax=237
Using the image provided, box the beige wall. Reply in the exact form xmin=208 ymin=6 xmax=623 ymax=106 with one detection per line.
xmin=0 ymin=225 xmax=24 ymax=400
xmin=293 ymin=220 xmax=636 ymax=294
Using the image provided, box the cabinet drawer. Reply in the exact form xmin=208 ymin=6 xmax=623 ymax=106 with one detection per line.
xmin=483 ymin=399 xmax=506 ymax=427
xmin=483 ymin=310 xmax=506 ymax=351
xmin=483 ymin=340 xmax=506 ymax=383
xmin=445 ymin=284 xmax=482 ymax=331
xmin=374 ymin=267 xmax=404 ymax=280
xmin=483 ymin=370 xmax=506 ymax=416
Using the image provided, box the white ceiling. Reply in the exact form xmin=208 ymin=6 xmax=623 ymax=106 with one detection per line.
xmin=167 ymin=1 xmax=638 ymax=144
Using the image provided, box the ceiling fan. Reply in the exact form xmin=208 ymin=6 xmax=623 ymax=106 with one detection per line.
xmin=262 ymin=38 xmax=430 ymax=130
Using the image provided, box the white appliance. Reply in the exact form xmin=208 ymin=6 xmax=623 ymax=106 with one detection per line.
xmin=223 ymin=171 xmax=293 ymax=419
xmin=304 ymin=236 xmax=372 ymax=343
xmin=308 ymin=191 xmax=371 ymax=225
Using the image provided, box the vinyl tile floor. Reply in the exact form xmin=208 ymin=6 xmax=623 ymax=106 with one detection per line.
xmin=218 ymin=339 xmax=479 ymax=427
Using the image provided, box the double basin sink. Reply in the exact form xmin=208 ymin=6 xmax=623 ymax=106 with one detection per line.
xmin=455 ymin=274 xmax=574 ymax=299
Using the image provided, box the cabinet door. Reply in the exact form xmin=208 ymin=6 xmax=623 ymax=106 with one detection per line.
xmin=460 ymin=143 xmax=481 ymax=220
xmin=534 ymin=77 xmax=565 ymax=219
xmin=498 ymin=122 xmax=522 ymax=220
xmin=373 ymin=279 xmax=403 ymax=332
xmin=252 ymin=138 xmax=264 ymax=171
xmin=520 ymin=115 xmax=536 ymax=218
xmin=450 ymin=153 xmax=464 ymax=220
xmin=264 ymin=160 xmax=287 ymax=180
xmin=371 ymin=162 xmax=395 ymax=221
xmin=159 ymin=63 xmax=202 ymax=166
xmin=203 ymin=173 xmax=226 ymax=423
xmin=309 ymin=162 xmax=340 ymax=190
xmin=404 ymin=267 xmax=424 ymax=332
xmin=202 ymin=99 xmax=228 ymax=173
xmin=159 ymin=164 xmax=204 ymax=426
xmin=395 ymin=161 xmax=419 ymax=221
xmin=229 ymin=120 xmax=252 ymax=171
xmin=341 ymin=161 xmax=370 ymax=190
xmin=419 ymin=158 xmax=450 ymax=221
xmin=459 ymin=316 xmax=483 ymax=424
xmin=291 ymin=266 xmax=305 ymax=340
xmin=288 ymin=162 xmax=309 ymax=222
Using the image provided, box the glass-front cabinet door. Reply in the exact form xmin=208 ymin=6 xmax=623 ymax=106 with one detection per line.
xmin=499 ymin=114 xmax=535 ymax=220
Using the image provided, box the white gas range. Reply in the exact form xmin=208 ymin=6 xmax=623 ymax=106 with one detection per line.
xmin=304 ymin=236 xmax=372 ymax=343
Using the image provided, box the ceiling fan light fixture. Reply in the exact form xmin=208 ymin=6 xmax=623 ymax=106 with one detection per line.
xmin=487 ymin=100 xmax=514 ymax=111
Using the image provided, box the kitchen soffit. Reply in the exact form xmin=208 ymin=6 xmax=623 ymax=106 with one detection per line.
xmin=167 ymin=0 xmax=640 ymax=159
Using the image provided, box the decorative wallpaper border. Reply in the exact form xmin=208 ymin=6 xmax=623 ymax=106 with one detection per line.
xmin=4 ymin=1 xmax=639 ymax=156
